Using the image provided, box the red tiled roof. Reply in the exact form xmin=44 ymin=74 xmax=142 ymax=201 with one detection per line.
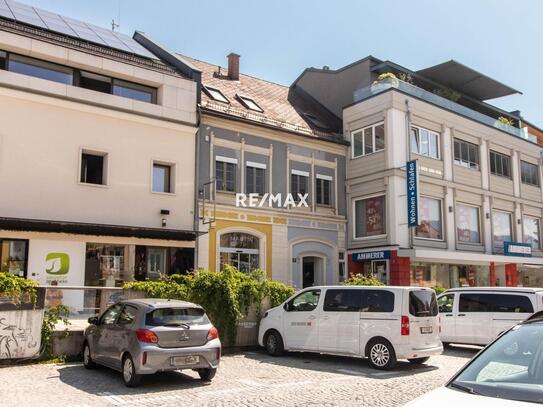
xmin=179 ymin=54 xmax=343 ymax=142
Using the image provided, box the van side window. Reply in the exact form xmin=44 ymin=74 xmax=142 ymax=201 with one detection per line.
xmin=459 ymin=293 xmax=534 ymax=313
xmin=459 ymin=294 xmax=492 ymax=312
xmin=360 ymin=290 xmax=394 ymax=312
xmin=323 ymin=289 xmax=361 ymax=312
xmin=287 ymin=290 xmax=321 ymax=312
xmin=438 ymin=294 xmax=454 ymax=313
xmin=493 ymin=295 xmax=534 ymax=313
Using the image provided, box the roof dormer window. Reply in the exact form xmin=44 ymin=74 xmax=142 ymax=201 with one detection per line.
xmin=204 ymin=86 xmax=229 ymax=103
xmin=237 ymin=94 xmax=263 ymax=112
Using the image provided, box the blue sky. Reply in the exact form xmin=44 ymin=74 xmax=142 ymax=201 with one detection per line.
xmin=17 ymin=0 xmax=543 ymax=127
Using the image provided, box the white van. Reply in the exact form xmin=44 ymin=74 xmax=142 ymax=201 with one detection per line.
xmin=258 ymin=286 xmax=443 ymax=370
xmin=437 ymin=287 xmax=543 ymax=346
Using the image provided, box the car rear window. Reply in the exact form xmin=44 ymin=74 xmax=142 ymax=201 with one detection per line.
xmin=145 ymin=307 xmax=209 ymax=327
xmin=409 ymin=290 xmax=438 ymax=317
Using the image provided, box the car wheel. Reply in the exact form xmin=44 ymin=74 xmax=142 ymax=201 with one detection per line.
xmin=408 ymin=357 xmax=430 ymax=365
xmin=198 ymin=368 xmax=217 ymax=381
xmin=82 ymin=342 xmax=95 ymax=369
xmin=367 ymin=339 xmax=397 ymax=370
xmin=122 ymin=355 xmax=141 ymax=387
xmin=265 ymin=331 xmax=285 ymax=356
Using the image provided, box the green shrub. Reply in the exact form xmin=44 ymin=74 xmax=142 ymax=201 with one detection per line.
xmin=342 ymin=273 xmax=384 ymax=286
xmin=0 ymin=272 xmax=38 ymax=305
xmin=433 ymin=285 xmax=447 ymax=295
xmin=41 ymin=304 xmax=70 ymax=359
xmin=123 ymin=265 xmax=294 ymax=345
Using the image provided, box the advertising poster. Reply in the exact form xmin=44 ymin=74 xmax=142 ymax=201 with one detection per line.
xmin=27 ymin=240 xmax=86 ymax=312
xmin=365 ymin=196 xmax=384 ymax=236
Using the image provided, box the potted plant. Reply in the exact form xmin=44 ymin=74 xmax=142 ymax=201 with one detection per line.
xmin=371 ymin=72 xmax=399 ymax=93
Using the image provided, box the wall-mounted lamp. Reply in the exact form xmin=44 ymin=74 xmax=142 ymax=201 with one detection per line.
xmin=160 ymin=209 xmax=170 ymax=215
xmin=518 ymin=219 xmax=522 ymax=225
xmin=448 ymin=206 xmax=453 ymax=213
xmin=486 ymin=213 xmax=490 ymax=219
xmin=162 ymin=218 xmax=167 ymax=227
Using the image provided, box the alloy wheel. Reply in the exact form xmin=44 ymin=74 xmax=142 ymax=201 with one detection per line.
xmin=267 ymin=334 xmax=277 ymax=353
xmin=123 ymin=358 xmax=133 ymax=383
xmin=370 ymin=343 xmax=390 ymax=367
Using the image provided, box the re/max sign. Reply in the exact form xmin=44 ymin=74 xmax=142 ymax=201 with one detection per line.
xmin=406 ymin=160 xmax=418 ymax=227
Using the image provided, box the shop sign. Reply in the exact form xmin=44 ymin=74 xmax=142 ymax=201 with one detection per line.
xmin=406 ymin=160 xmax=419 ymax=227
xmin=504 ymin=242 xmax=532 ymax=257
xmin=352 ymin=250 xmax=390 ymax=262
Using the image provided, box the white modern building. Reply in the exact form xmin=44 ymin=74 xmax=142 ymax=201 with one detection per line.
xmin=293 ymin=57 xmax=543 ymax=288
xmin=0 ymin=0 xmax=201 ymax=305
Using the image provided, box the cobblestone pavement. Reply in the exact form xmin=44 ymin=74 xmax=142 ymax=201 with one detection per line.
xmin=0 ymin=346 xmax=479 ymax=407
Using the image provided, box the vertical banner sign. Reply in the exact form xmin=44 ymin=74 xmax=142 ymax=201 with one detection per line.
xmin=406 ymin=160 xmax=419 ymax=227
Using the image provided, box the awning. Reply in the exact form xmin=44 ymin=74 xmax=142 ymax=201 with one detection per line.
xmin=417 ymin=60 xmax=521 ymax=101
xmin=399 ymin=248 xmax=543 ymax=267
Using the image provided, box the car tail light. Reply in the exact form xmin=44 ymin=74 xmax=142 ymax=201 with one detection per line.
xmin=142 ymin=351 xmax=147 ymax=365
xmin=136 ymin=329 xmax=158 ymax=343
xmin=207 ymin=327 xmax=219 ymax=341
xmin=401 ymin=315 xmax=410 ymax=336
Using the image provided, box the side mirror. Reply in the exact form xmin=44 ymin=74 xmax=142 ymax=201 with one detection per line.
xmin=88 ymin=316 xmax=99 ymax=325
xmin=283 ymin=303 xmax=291 ymax=312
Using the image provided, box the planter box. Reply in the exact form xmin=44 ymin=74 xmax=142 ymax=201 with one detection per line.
xmin=0 ymin=288 xmax=45 ymax=360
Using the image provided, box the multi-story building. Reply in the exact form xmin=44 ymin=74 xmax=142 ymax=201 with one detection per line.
xmin=189 ymin=53 xmax=348 ymax=288
xmin=294 ymin=57 xmax=543 ymax=288
xmin=0 ymin=1 xmax=201 ymax=301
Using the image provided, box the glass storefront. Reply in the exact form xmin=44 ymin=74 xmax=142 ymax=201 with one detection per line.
xmin=0 ymin=239 xmax=27 ymax=277
xmin=135 ymin=246 xmax=194 ymax=281
xmin=219 ymin=232 xmax=260 ymax=273
xmin=410 ymin=262 xmax=490 ymax=288
xmin=518 ymin=266 xmax=543 ymax=287
xmin=85 ymin=244 xmax=130 ymax=287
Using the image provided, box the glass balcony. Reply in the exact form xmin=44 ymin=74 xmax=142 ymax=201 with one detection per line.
xmin=352 ymin=78 xmax=537 ymax=144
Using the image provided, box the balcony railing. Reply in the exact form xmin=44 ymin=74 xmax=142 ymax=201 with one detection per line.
xmin=353 ymin=78 xmax=538 ymax=144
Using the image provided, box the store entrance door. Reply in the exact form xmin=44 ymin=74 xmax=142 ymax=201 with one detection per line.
xmin=372 ymin=260 xmax=389 ymax=284
xmin=302 ymin=257 xmax=324 ymax=288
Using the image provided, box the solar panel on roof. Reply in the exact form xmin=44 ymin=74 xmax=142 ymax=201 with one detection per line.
xmin=0 ymin=0 xmax=158 ymax=59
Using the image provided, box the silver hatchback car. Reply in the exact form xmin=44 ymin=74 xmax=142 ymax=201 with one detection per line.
xmin=83 ymin=298 xmax=221 ymax=387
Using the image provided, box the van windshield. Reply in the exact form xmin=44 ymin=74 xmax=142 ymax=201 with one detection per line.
xmin=145 ymin=307 xmax=209 ymax=327
xmin=409 ymin=290 xmax=438 ymax=317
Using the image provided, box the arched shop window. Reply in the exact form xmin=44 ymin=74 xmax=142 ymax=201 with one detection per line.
xmin=219 ymin=232 xmax=260 ymax=273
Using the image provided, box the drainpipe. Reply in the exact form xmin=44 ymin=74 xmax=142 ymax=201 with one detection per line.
xmin=193 ymin=106 xmax=202 ymax=270
xmin=405 ymin=99 xmax=413 ymax=250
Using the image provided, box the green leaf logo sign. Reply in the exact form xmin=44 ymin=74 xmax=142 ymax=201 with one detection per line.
xmin=45 ymin=253 xmax=70 ymax=275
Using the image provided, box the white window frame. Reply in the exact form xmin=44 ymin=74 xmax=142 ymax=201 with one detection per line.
xmin=455 ymin=203 xmax=481 ymax=244
xmin=151 ymin=159 xmax=176 ymax=195
xmin=491 ymin=209 xmax=513 ymax=250
xmin=415 ymin=196 xmax=444 ymax=241
xmin=411 ymin=125 xmax=440 ymax=160
xmin=78 ymin=147 xmax=109 ymax=188
xmin=351 ymin=121 xmax=385 ymax=159
xmin=453 ymin=138 xmax=480 ymax=170
xmin=315 ymin=174 xmax=333 ymax=207
xmin=245 ymin=161 xmax=266 ymax=195
xmin=523 ymin=215 xmax=541 ymax=250
xmin=352 ymin=193 xmax=387 ymax=240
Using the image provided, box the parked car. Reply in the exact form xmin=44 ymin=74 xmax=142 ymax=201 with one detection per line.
xmin=437 ymin=287 xmax=543 ymax=346
xmin=406 ymin=311 xmax=543 ymax=406
xmin=82 ymin=298 xmax=221 ymax=387
xmin=258 ymin=286 xmax=442 ymax=370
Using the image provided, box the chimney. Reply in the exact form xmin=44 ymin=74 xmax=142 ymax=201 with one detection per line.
xmin=227 ymin=52 xmax=240 ymax=80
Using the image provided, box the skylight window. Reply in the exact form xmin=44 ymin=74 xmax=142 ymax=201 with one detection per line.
xmin=303 ymin=113 xmax=329 ymax=130
xmin=204 ymin=86 xmax=229 ymax=103
xmin=237 ymin=94 xmax=264 ymax=112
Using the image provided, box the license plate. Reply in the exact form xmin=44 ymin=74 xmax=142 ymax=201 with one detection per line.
xmin=420 ymin=326 xmax=433 ymax=334
xmin=172 ymin=355 xmax=199 ymax=366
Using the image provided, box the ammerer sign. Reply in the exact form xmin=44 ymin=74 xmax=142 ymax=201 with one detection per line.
xmin=352 ymin=250 xmax=391 ymax=262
